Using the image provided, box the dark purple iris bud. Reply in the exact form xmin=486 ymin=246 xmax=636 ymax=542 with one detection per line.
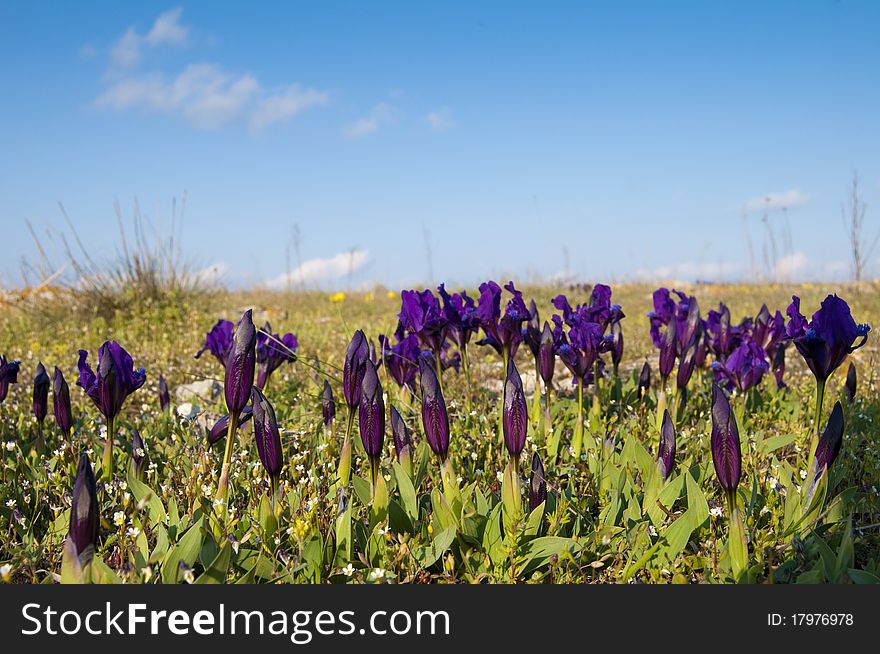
xmin=379 ymin=332 xmax=421 ymax=391
xmin=711 ymin=340 xmax=769 ymax=392
xmin=672 ymin=293 xmax=700 ymax=356
xmin=251 ymin=387 xmax=283 ymax=479
xmin=658 ymin=409 xmax=676 ymax=480
xmin=359 ymin=361 xmax=385 ymax=458
xmin=676 ymin=333 xmax=699 ymax=391
xmin=694 ymin=329 xmax=709 ymax=369
xmin=322 ymin=380 xmax=336 ymax=427
xmin=398 ymin=289 xmax=449 ymax=354
xmin=753 ymin=305 xmax=785 ymax=351
xmin=419 ymin=355 xmax=449 ymax=461
xmin=785 ymin=294 xmax=870 ymax=384
xmin=610 ymin=315 xmax=624 ymax=372
xmin=32 ymin=362 xmax=50 ymax=424
xmin=502 ymin=358 xmax=528 ymax=459
xmin=537 ymin=322 xmax=556 ymax=386
xmin=68 ymin=452 xmax=99 ymax=564
xmin=711 ymin=385 xmax=741 ymax=494
xmin=53 ymin=367 xmax=73 ymax=435
xmin=437 ymin=284 xmax=480 ymax=348
xmin=76 ymin=341 xmax=147 ymax=423
xmin=158 ymin=374 xmax=170 ymax=412
xmin=658 ymin=318 xmax=677 ymax=382
xmin=207 ymin=406 xmax=254 ymax=445
xmin=523 ymin=299 xmax=542 ymax=357
xmin=637 ymin=361 xmax=651 ymax=402
xmin=224 ymin=310 xmax=256 ymax=415
xmin=130 ymin=429 xmax=148 ymax=479
xmin=0 ymin=355 xmax=21 ymax=403
xmin=772 ymin=343 xmax=787 ymax=388
xmin=476 ymin=281 xmax=529 ymax=356
xmin=195 ymin=319 xmax=234 ymax=367
xmin=845 ymin=362 xmax=856 ymax=403
xmin=390 ymin=405 xmax=413 ymax=463
xmin=813 ymin=401 xmax=844 ymax=477
xmin=255 ymin=323 xmax=298 ymax=390
xmin=343 ymin=329 xmax=370 ymax=409
xmin=529 ymin=452 xmax=547 ymax=512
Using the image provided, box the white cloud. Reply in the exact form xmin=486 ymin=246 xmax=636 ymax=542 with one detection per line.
xmin=146 ymin=7 xmax=189 ymax=47
xmin=772 ymin=251 xmax=807 ymax=279
xmin=110 ymin=8 xmax=189 ymax=69
xmin=744 ymin=188 xmax=809 ymax=212
xmin=96 ymin=9 xmax=327 ymax=131
xmin=633 ymin=260 xmax=742 ymax=281
xmin=343 ymin=103 xmax=397 ymax=139
xmin=250 ymin=85 xmax=330 ymax=129
xmin=425 ymin=107 xmax=455 ymax=131
xmin=266 ymin=250 xmax=369 ymax=288
xmin=195 ymin=262 xmax=227 ymax=286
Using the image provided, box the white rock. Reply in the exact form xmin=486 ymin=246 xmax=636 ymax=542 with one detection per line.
xmin=175 ymin=379 xmax=222 ymax=403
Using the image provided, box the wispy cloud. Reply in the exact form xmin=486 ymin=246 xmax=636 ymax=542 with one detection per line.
xmin=633 ymin=260 xmax=742 ymax=281
xmin=772 ymin=251 xmax=807 ymax=279
xmin=110 ymin=7 xmax=189 ymax=70
xmin=744 ymin=188 xmax=809 ymax=212
xmin=94 ymin=8 xmax=328 ymax=130
xmin=425 ymin=107 xmax=455 ymax=131
xmin=266 ymin=249 xmax=369 ymax=289
xmin=343 ymin=103 xmax=398 ymax=139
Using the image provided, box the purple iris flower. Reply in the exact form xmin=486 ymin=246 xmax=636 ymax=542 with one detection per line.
xmin=552 ymin=311 xmax=611 ymax=384
xmin=529 ymin=452 xmax=547 ymax=512
xmin=502 ymin=359 xmax=528 ymax=459
xmin=130 ymin=429 xmax=148 ymax=479
xmin=343 ymin=330 xmax=370 ymax=410
xmin=207 ymin=406 xmax=254 ymax=445
xmin=322 ymin=380 xmax=336 ymax=427
xmin=785 ymin=294 xmax=870 ymax=384
xmin=158 ymin=374 xmax=171 ymax=412
xmin=813 ymin=401 xmax=844 ymax=479
xmin=77 ymin=341 xmax=146 ymax=424
xmin=772 ymin=343 xmax=787 ymax=389
xmin=379 ymin=332 xmax=421 ymax=391
xmin=359 ymin=362 xmax=385 ymax=481
xmin=68 ymin=452 xmax=99 ymax=565
xmin=648 ymin=288 xmax=700 ymax=385
xmin=523 ymin=299 xmax=542 ymax=357
xmin=195 ymin=319 xmax=234 ymax=367
xmin=438 ymin=284 xmax=480 ymax=348
xmin=419 ymin=355 xmax=449 ymax=461
xmin=476 ymin=281 xmax=530 ymax=357
xmin=255 ymin=323 xmax=298 ymax=390
xmin=658 ymin=409 xmax=676 ymax=480
xmin=711 ymin=385 xmax=741 ymax=495
xmin=398 ymin=289 xmax=449 ymax=355
xmin=224 ymin=310 xmax=257 ymax=416
xmin=712 ymin=340 xmax=770 ymax=392
xmin=251 ymin=386 xmax=283 ymax=479
xmin=0 ymin=355 xmax=21 ymax=403
xmin=53 ymin=367 xmax=73 ymax=435
xmin=33 ymin=362 xmax=50 ymax=424
xmin=390 ymin=405 xmax=414 ymax=464
xmin=706 ymin=303 xmax=750 ymax=360
xmin=845 ymin=362 xmax=857 ymax=403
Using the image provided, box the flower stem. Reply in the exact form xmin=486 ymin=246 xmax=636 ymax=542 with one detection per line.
xmin=101 ymin=417 xmax=115 ymax=482
xmin=214 ymin=409 xmax=240 ymax=529
xmin=809 ymin=378 xmax=826 ymax=461
xmin=572 ymin=380 xmax=584 ymax=460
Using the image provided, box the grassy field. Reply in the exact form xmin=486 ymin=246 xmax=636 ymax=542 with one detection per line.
xmin=1 ymin=281 xmax=878 ymax=584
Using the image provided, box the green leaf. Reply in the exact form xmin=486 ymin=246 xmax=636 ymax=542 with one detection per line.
xmin=847 ymin=568 xmax=880 ymax=584
xmin=392 ymin=460 xmax=418 ymax=522
xmin=482 ymin=504 xmax=506 ymax=566
xmin=127 ymin=473 xmax=168 ymax=526
xmin=518 ymin=536 xmax=578 ymax=574
xmin=414 ymin=527 xmax=456 ymax=568
xmin=194 ymin=543 xmax=231 ymax=584
xmin=161 ymin=518 xmax=204 ymax=584
xmin=334 ymin=505 xmax=352 ymax=566
xmin=685 ymin=471 xmax=709 ymax=528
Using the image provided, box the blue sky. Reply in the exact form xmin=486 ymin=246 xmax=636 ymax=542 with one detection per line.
xmin=2 ymin=1 xmax=879 ymax=289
